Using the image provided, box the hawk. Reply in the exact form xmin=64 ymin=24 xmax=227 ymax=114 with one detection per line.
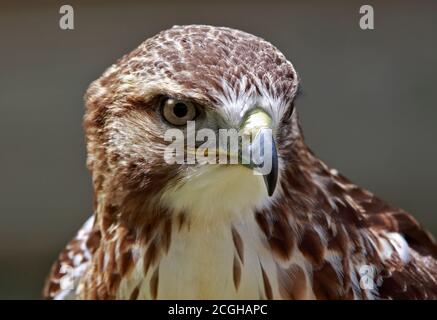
xmin=43 ymin=25 xmax=437 ymax=300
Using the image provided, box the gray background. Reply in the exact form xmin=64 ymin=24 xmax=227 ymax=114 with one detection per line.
xmin=0 ymin=0 xmax=436 ymax=299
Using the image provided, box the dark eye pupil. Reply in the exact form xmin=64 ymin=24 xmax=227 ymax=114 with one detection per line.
xmin=173 ymin=103 xmax=188 ymax=118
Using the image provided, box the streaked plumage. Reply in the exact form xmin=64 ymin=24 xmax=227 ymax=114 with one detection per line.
xmin=43 ymin=25 xmax=437 ymax=300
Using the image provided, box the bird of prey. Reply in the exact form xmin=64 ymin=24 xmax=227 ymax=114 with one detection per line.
xmin=43 ymin=25 xmax=437 ymax=300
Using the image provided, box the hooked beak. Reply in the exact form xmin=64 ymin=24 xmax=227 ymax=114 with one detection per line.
xmin=261 ymin=132 xmax=278 ymax=196
xmin=239 ymin=109 xmax=278 ymax=196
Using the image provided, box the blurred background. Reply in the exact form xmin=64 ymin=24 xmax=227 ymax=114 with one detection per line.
xmin=0 ymin=0 xmax=436 ymax=299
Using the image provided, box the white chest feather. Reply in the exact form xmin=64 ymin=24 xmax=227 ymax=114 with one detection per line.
xmin=116 ymin=217 xmax=273 ymax=299
xmin=114 ymin=165 xmax=312 ymax=299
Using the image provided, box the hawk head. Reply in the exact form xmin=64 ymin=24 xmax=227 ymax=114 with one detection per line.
xmin=84 ymin=25 xmax=300 ymax=225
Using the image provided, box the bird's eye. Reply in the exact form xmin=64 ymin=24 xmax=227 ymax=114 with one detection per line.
xmin=162 ymin=98 xmax=197 ymax=126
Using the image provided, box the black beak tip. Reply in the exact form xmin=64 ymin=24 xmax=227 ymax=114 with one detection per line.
xmin=246 ymin=127 xmax=279 ymax=197
xmin=263 ymin=170 xmax=278 ymax=197
xmin=262 ymin=131 xmax=278 ymax=197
